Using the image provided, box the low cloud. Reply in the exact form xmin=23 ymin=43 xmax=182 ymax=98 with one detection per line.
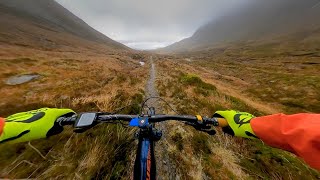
xmin=56 ymin=0 xmax=249 ymax=49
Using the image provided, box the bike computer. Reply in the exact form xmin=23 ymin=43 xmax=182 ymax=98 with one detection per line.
xmin=74 ymin=113 xmax=97 ymax=129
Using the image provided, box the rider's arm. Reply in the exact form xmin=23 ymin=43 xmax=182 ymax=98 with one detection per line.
xmin=214 ymin=110 xmax=320 ymax=170
xmin=0 ymin=117 xmax=4 ymax=136
xmin=251 ymin=113 xmax=320 ymax=170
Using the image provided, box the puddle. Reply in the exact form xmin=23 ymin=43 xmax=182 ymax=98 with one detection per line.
xmin=139 ymin=61 xmax=145 ymax=66
xmin=6 ymin=74 xmax=40 ymax=85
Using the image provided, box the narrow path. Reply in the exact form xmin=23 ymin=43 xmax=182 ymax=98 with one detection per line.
xmin=145 ymin=56 xmax=177 ymax=180
xmin=145 ymin=56 xmax=158 ymax=107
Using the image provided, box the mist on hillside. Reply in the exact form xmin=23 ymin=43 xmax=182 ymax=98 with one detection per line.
xmin=0 ymin=0 xmax=320 ymax=179
xmin=56 ymin=0 xmax=320 ymax=50
xmin=55 ymin=0 xmax=251 ymax=49
xmin=162 ymin=0 xmax=320 ymax=52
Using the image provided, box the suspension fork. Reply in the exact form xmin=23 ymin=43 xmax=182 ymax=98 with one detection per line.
xmin=133 ymin=129 xmax=157 ymax=180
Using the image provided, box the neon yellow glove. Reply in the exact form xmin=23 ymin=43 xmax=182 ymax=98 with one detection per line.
xmin=213 ymin=110 xmax=258 ymax=139
xmin=0 ymin=108 xmax=75 ymax=144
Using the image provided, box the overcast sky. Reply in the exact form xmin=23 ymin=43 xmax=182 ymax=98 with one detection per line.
xmin=55 ymin=0 xmax=249 ymax=50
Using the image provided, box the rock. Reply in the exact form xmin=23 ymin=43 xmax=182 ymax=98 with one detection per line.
xmin=163 ymin=160 xmax=167 ymax=165
xmin=5 ymin=74 xmax=40 ymax=85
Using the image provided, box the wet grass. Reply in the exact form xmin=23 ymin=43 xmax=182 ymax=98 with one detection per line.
xmin=191 ymin=43 xmax=320 ymax=114
xmin=0 ymin=123 xmax=135 ymax=179
xmin=0 ymin=57 xmax=38 ymax=64
xmin=191 ymin=133 xmax=211 ymax=155
xmin=171 ymin=132 xmax=183 ymax=151
xmin=241 ymin=140 xmax=320 ymax=179
xmin=156 ymin=59 xmax=320 ymax=179
xmin=180 ymin=74 xmax=217 ymax=97
xmin=0 ymin=54 xmax=148 ymax=178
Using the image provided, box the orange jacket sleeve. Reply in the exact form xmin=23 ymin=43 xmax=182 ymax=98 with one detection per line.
xmin=251 ymin=113 xmax=320 ymax=170
xmin=0 ymin=117 xmax=4 ymax=136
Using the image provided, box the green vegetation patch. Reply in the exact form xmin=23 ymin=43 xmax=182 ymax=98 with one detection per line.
xmin=191 ymin=132 xmax=211 ymax=155
xmin=171 ymin=132 xmax=184 ymax=151
xmin=180 ymin=74 xmax=217 ymax=97
xmin=0 ymin=57 xmax=38 ymax=65
xmin=240 ymin=140 xmax=320 ymax=179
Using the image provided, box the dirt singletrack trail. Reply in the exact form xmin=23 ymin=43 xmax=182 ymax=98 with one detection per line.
xmin=145 ymin=56 xmax=178 ymax=180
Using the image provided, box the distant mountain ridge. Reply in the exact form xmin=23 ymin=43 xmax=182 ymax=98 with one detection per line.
xmin=0 ymin=0 xmax=127 ymax=50
xmin=161 ymin=0 xmax=320 ymax=53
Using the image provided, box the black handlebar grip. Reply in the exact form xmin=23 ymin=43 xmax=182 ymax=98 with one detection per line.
xmin=56 ymin=116 xmax=76 ymax=126
xmin=203 ymin=118 xmax=219 ymax=126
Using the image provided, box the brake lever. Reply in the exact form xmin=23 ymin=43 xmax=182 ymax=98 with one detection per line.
xmin=200 ymin=129 xmax=216 ymax=135
xmin=184 ymin=122 xmax=216 ymax=136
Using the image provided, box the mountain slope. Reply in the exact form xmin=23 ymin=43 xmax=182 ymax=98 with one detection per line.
xmin=0 ymin=0 xmax=127 ymax=50
xmin=162 ymin=0 xmax=320 ymax=53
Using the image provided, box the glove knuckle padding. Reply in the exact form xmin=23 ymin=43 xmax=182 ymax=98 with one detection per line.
xmin=214 ymin=110 xmax=258 ymax=139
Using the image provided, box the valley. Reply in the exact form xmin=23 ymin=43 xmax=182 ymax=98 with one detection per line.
xmin=0 ymin=0 xmax=319 ymax=179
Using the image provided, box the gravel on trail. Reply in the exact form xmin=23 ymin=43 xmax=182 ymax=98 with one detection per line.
xmin=145 ymin=56 xmax=179 ymax=180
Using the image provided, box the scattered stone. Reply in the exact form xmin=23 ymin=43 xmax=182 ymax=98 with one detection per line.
xmin=163 ymin=160 xmax=167 ymax=165
xmin=5 ymin=74 xmax=40 ymax=85
xmin=139 ymin=61 xmax=145 ymax=66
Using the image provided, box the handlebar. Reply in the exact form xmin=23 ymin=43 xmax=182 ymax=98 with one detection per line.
xmin=57 ymin=113 xmax=229 ymax=127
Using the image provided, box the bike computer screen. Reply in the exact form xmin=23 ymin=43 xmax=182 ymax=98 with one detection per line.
xmin=75 ymin=113 xmax=96 ymax=128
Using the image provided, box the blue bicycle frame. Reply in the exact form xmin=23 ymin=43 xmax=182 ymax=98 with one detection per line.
xmin=134 ymin=134 xmax=157 ymax=179
xmin=130 ymin=117 xmax=160 ymax=180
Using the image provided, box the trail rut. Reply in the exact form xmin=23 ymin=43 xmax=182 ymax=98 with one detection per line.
xmin=145 ymin=56 xmax=178 ymax=180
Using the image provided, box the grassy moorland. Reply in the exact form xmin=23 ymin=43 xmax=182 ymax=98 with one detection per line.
xmin=0 ymin=46 xmax=148 ymax=179
xmin=175 ymin=40 xmax=320 ymax=114
xmin=0 ymin=38 xmax=318 ymax=179
xmin=155 ymin=50 xmax=320 ymax=179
